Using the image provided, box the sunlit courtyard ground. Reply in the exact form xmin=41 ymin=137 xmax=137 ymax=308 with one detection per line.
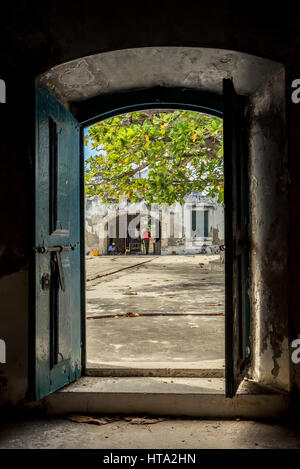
xmin=86 ymin=254 xmax=225 ymax=371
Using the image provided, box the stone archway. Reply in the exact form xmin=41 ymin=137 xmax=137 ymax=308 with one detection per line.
xmin=37 ymin=47 xmax=289 ymax=392
xmin=37 ymin=47 xmax=282 ymax=105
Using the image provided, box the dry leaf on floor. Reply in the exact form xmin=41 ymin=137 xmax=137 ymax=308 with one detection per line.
xmin=66 ymin=415 xmax=114 ymax=425
xmin=216 ymin=312 xmax=225 ymax=316
xmin=167 ymin=296 xmax=173 ymax=298
xmin=122 ymin=291 xmax=137 ymax=295
xmin=208 ymin=302 xmax=223 ymax=306
xmin=190 ymin=325 xmax=200 ymax=328
xmin=123 ymin=416 xmax=166 ymax=424
xmin=143 ymin=284 xmax=152 ymax=286
xmin=125 ymin=312 xmax=140 ymax=317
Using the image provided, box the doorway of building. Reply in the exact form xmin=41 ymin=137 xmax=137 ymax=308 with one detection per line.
xmin=84 ymin=108 xmax=226 ymax=378
xmin=33 ymin=81 xmax=251 ymax=401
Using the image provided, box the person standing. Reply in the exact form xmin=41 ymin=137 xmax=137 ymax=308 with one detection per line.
xmin=142 ymin=229 xmax=151 ymax=255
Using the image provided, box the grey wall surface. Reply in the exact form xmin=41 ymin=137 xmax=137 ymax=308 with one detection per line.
xmin=249 ymin=69 xmax=290 ymax=390
xmin=37 ymin=48 xmax=282 ymax=105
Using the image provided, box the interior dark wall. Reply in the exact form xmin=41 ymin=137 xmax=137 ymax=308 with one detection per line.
xmin=2 ymin=2 xmax=300 ymax=74
xmin=0 ymin=2 xmax=300 ymax=405
xmin=287 ymin=67 xmax=300 ymax=393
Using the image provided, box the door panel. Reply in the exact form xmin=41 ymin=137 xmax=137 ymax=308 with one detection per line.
xmin=34 ymin=86 xmax=81 ymax=400
xmin=223 ymin=79 xmax=251 ymax=398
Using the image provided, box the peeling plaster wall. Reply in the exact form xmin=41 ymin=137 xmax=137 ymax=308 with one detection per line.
xmin=209 ymin=204 xmax=224 ymax=244
xmin=37 ymin=48 xmax=282 ymax=106
xmin=249 ymin=69 xmax=290 ymax=391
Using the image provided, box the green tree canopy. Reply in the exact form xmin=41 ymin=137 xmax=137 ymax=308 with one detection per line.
xmin=84 ymin=110 xmax=223 ymax=205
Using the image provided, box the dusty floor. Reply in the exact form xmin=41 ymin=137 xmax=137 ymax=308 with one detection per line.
xmin=1 ymin=416 xmax=300 ymax=449
xmin=85 ymin=255 xmax=224 ymax=369
xmin=86 ymin=255 xmax=224 ymax=316
xmin=87 ymin=316 xmax=224 ymax=369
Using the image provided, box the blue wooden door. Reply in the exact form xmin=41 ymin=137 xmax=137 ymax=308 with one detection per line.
xmin=34 ymin=86 xmax=81 ymax=400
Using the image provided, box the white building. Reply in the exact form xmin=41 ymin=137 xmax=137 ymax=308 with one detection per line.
xmin=85 ymin=192 xmax=224 ymax=255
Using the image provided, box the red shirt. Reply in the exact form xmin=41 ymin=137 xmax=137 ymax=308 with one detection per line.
xmin=142 ymin=231 xmax=151 ymax=241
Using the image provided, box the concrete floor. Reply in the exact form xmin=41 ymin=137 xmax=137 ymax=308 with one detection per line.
xmin=86 ymin=255 xmax=225 ymax=369
xmin=87 ymin=316 xmax=224 ymax=369
xmin=2 ymin=256 xmax=292 ymax=449
xmin=1 ymin=416 xmax=300 ymax=449
xmin=86 ymin=255 xmax=224 ymax=316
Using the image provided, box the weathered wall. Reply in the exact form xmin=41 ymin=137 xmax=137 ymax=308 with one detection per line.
xmin=288 ymin=68 xmax=300 ymax=396
xmin=37 ymin=48 xmax=282 ymax=105
xmin=209 ymin=204 xmax=224 ymax=244
xmin=249 ymin=69 xmax=290 ymax=391
xmin=85 ymin=197 xmax=109 ymax=255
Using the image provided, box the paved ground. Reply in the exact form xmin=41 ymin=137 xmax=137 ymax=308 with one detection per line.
xmin=86 ymin=255 xmax=225 ymax=370
xmin=86 ymin=255 xmax=224 ymax=316
xmin=87 ymin=316 xmax=224 ymax=369
xmin=1 ymin=416 xmax=300 ymax=449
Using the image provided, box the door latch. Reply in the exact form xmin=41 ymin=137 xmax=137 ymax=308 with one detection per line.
xmin=55 ymin=249 xmax=65 ymax=291
xmin=36 ymin=245 xmax=76 ymax=292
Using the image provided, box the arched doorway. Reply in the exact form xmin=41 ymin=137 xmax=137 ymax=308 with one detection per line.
xmin=33 ymin=47 xmax=288 ymax=402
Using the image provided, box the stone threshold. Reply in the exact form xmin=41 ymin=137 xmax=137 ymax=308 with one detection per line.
xmin=86 ymin=367 xmax=225 ymax=378
xmin=44 ymin=377 xmax=290 ymax=419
